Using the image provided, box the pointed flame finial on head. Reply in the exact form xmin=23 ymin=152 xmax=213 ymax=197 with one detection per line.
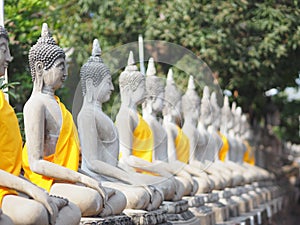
xmin=146 ymin=57 xmax=156 ymax=76
xmin=125 ymin=51 xmax=138 ymax=72
xmin=128 ymin=51 xmax=135 ymax=66
xmin=92 ymin=39 xmax=101 ymax=57
xmin=41 ymin=23 xmax=50 ymax=38
xmin=203 ymin=85 xmax=210 ymax=98
xmin=187 ymin=75 xmax=195 ymax=90
xmin=167 ymin=68 xmax=174 ymax=84
xmin=223 ymin=95 xmax=229 ymax=108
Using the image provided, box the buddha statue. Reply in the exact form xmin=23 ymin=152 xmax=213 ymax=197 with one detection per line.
xmin=115 ymin=52 xmax=184 ymax=201
xmin=161 ymin=68 xmax=200 ymax=196
xmin=195 ymin=86 xmax=230 ymax=189
xmin=77 ymin=39 xmax=162 ymax=211
xmin=22 ymin=23 xmax=114 ymax=217
xmin=142 ymin=60 xmax=206 ymax=196
xmin=0 ymin=25 xmax=81 ymax=225
xmin=181 ymin=75 xmax=216 ymax=192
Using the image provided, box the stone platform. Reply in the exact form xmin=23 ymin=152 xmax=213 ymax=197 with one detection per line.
xmin=80 ymin=214 xmax=133 ymax=225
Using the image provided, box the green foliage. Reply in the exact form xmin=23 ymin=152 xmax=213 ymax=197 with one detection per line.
xmin=3 ymin=0 xmax=300 ymax=143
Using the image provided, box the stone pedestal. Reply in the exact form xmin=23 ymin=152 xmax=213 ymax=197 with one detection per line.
xmin=123 ymin=209 xmax=170 ymax=225
xmin=160 ymin=199 xmax=200 ymax=225
xmin=184 ymin=195 xmax=214 ymax=225
xmin=216 ymin=189 xmax=239 ymax=218
xmin=80 ymin=214 xmax=133 ymax=225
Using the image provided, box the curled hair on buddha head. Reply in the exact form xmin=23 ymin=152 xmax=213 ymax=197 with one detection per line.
xmin=182 ymin=75 xmax=200 ymax=115
xmin=80 ymin=39 xmax=110 ymax=96
xmin=28 ymin=23 xmax=65 ymax=81
xmin=0 ymin=26 xmax=9 ymax=41
xmin=119 ymin=51 xmax=144 ymax=92
xmin=164 ymin=68 xmax=181 ymax=107
xmin=145 ymin=57 xmax=164 ymax=99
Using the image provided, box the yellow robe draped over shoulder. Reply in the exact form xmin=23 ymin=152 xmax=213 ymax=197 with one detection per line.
xmin=175 ymin=125 xmax=190 ymax=163
xmin=218 ymin=131 xmax=229 ymax=162
xmin=22 ymin=96 xmax=80 ymax=192
xmin=0 ymin=91 xmax=23 ymax=206
xmin=132 ymin=113 xmax=154 ymax=163
xmin=243 ymin=140 xmax=255 ymax=165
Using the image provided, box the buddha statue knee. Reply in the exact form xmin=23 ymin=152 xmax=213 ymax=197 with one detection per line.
xmin=22 ymin=23 xmax=109 ymax=217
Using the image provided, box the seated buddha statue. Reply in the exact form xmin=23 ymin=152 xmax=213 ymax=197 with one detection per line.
xmin=142 ymin=60 xmax=201 ymax=196
xmin=77 ymin=39 xmax=162 ymax=211
xmin=160 ymin=68 xmax=202 ymax=196
xmin=115 ymin=52 xmax=184 ymax=201
xmin=195 ymin=86 xmax=232 ymax=189
xmin=0 ymin=25 xmax=81 ymax=225
xmin=22 ymin=23 xmax=117 ymax=217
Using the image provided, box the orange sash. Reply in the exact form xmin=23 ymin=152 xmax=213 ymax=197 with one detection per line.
xmin=243 ymin=140 xmax=255 ymax=165
xmin=132 ymin=113 xmax=154 ymax=163
xmin=22 ymin=96 xmax=80 ymax=191
xmin=218 ymin=131 xmax=229 ymax=161
xmin=175 ymin=126 xmax=190 ymax=163
xmin=0 ymin=91 xmax=23 ymax=206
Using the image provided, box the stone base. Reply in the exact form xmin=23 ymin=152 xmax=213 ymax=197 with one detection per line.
xmin=189 ymin=205 xmax=215 ymax=225
xmin=207 ymin=201 xmax=229 ymax=223
xmin=123 ymin=209 xmax=169 ymax=225
xmin=80 ymin=214 xmax=133 ymax=225
xmin=160 ymin=200 xmax=189 ymax=214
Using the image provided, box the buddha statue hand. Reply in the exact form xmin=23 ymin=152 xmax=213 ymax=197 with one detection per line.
xmin=80 ymin=175 xmax=109 ymax=208
xmin=49 ymin=195 xmax=69 ymax=210
xmin=145 ymin=185 xmax=164 ymax=211
xmin=35 ymin=191 xmax=59 ymax=225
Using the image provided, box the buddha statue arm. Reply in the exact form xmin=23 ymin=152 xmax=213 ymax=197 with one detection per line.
xmin=165 ymin=125 xmax=177 ymax=162
xmin=0 ymin=169 xmax=60 ymax=224
xmin=116 ymin=110 xmax=170 ymax=176
xmin=24 ymin=103 xmax=108 ymax=203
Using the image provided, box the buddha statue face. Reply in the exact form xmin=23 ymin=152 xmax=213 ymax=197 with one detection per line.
xmin=182 ymin=76 xmax=200 ymax=123
xmin=163 ymin=68 xmax=182 ymax=119
xmin=145 ymin=78 xmax=165 ymax=113
xmin=29 ymin=23 xmax=66 ymax=92
xmin=96 ymin=75 xmax=114 ymax=103
xmin=200 ymin=86 xmax=212 ymax=126
xmin=42 ymin=57 xmax=66 ymax=90
xmin=80 ymin=39 xmax=113 ymax=104
xmin=0 ymin=26 xmax=12 ymax=77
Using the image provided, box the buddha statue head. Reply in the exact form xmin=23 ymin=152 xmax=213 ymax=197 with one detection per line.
xmin=220 ymin=95 xmax=234 ymax=133
xmin=80 ymin=39 xmax=113 ymax=104
xmin=143 ymin=57 xmax=165 ymax=114
xmin=163 ymin=68 xmax=182 ymax=120
xmin=210 ymin=91 xmax=221 ymax=130
xmin=182 ymin=75 xmax=200 ymax=124
xmin=200 ymin=86 xmax=212 ymax=127
xmin=119 ymin=51 xmax=145 ymax=106
xmin=28 ymin=23 xmax=66 ymax=92
xmin=233 ymin=106 xmax=242 ymax=135
xmin=0 ymin=25 xmax=12 ymax=77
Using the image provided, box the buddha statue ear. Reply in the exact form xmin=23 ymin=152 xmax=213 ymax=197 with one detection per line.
xmin=85 ymin=78 xmax=93 ymax=103
xmin=34 ymin=61 xmax=44 ymax=92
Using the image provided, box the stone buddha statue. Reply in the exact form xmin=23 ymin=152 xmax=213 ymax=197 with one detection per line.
xmin=142 ymin=60 xmax=205 ymax=196
xmin=0 ymin=25 xmax=81 ymax=225
xmin=161 ymin=68 xmax=201 ymax=196
xmin=22 ymin=23 xmax=115 ymax=217
xmin=195 ymin=86 xmax=231 ymax=189
xmin=181 ymin=76 xmax=216 ymax=192
xmin=115 ymin=51 xmax=183 ymax=201
xmin=77 ymin=40 xmax=163 ymax=211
